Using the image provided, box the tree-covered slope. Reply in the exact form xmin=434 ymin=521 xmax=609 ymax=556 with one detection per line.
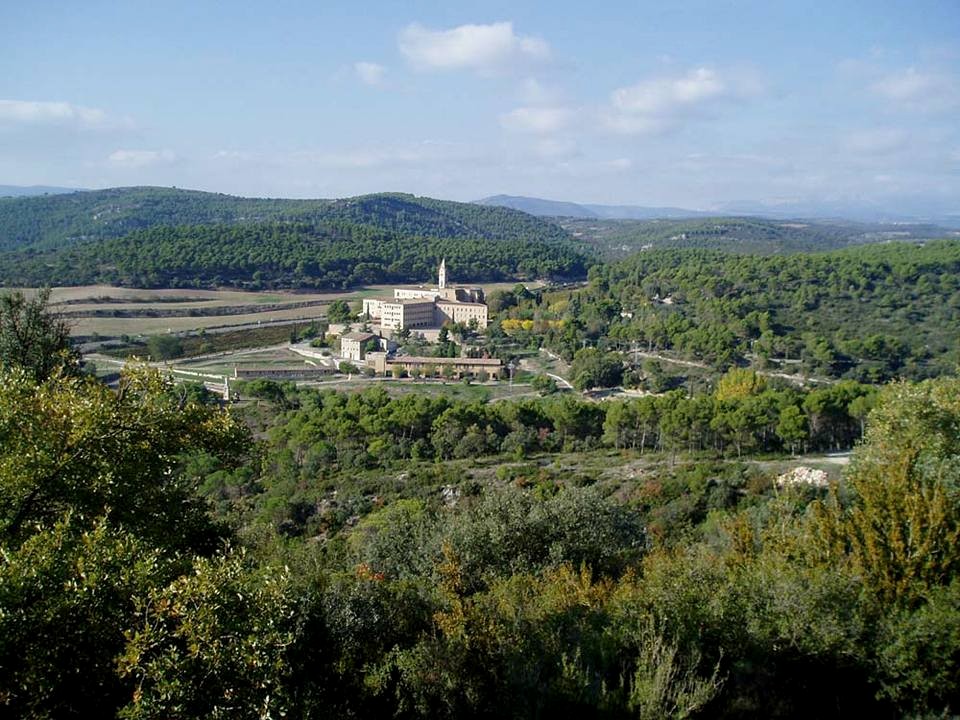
xmin=0 ymin=187 xmax=573 ymax=252
xmin=563 ymin=216 xmax=953 ymax=258
xmin=0 ymin=221 xmax=589 ymax=290
xmin=0 ymin=186 xmax=590 ymax=289
xmin=497 ymin=240 xmax=960 ymax=381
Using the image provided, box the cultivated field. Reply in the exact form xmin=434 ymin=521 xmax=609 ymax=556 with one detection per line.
xmin=66 ymin=307 xmax=328 ymax=337
xmin=25 ymin=281 xmax=536 ymax=338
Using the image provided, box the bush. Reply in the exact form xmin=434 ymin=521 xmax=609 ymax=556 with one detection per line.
xmin=146 ymin=334 xmax=184 ymax=361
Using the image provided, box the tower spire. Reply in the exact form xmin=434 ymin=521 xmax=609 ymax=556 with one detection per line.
xmin=438 ymin=258 xmax=447 ymax=289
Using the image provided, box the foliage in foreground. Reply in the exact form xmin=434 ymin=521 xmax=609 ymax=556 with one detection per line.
xmin=0 ymin=366 xmax=250 ymax=716
xmin=0 ymin=288 xmax=79 ymax=382
xmin=0 ymin=362 xmax=958 ymax=718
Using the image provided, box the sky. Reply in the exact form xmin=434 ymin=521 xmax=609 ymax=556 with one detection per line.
xmin=1 ymin=0 xmax=958 ymax=214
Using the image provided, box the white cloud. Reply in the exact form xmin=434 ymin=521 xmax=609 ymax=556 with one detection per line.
xmin=0 ymin=99 xmax=130 ymax=130
xmin=612 ymin=67 xmax=726 ymax=115
xmin=602 ymin=67 xmax=760 ymax=134
xmin=398 ymin=21 xmax=550 ymax=75
xmin=107 ymin=149 xmax=177 ymax=169
xmin=844 ymin=127 xmax=908 ymax=155
xmin=354 ymin=61 xmax=386 ymax=86
xmin=500 ymin=106 xmax=572 ymax=134
xmin=872 ymin=67 xmax=958 ymax=110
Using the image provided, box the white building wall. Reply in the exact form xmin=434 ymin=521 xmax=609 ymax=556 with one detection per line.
xmin=341 ymin=338 xmax=362 ymax=361
xmin=394 ymin=288 xmax=439 ymax=300
xmin=435 ymin=301 xmax=489 ymax=328
xmin=362 ymin=298 xmax=383 ymax=319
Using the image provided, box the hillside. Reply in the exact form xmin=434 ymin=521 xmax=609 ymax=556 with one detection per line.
xmin=496 ymin=239 xmax=960 ymax=381
xmin=0 ymin=187 xmax=573 ymax=253
xmin=0 ymin=187 xmax=591 ymax=289
xmin=562 ymin=216 xmax=955 ymax=258
xmin=0 ymin=221 xmax=589 ymax=290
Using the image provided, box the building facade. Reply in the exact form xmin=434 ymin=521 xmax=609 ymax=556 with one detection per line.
xmin=435 ymin=299 xmax=488 ymax=326
xmin=365 ymin=352 xmax=502 ymax=379
xmin=361 ymin=260 xmax=489 ymax=331
xmin=340 ymin=331 xmax=379 ymax=362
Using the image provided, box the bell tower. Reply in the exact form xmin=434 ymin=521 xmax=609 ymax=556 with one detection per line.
xmin=438 ymin=258 xmax=447 ymax=289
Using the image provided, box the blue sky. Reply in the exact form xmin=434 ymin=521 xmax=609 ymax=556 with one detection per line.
xmin=1 ymin=0 xmax=958 ymax=212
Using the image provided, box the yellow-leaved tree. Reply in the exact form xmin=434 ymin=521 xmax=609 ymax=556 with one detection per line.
xmin=811 ymin=378 xmax=960 ymax=604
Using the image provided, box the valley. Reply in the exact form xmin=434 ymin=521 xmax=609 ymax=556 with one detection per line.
xmin=6 ymin=4 xmax=960 ymax=717
xmin=2 ymin=183 xmax=958 ymax=720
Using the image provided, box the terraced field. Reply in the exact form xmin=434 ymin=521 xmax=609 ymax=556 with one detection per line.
xmin=24 ymin=282 xmax=532 ymax=338
xmin=33 ymin=285 xmax=340 ymax=336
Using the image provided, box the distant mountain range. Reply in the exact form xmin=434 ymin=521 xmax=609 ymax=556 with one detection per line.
xmin=0 ymin=184 xmax=86 ymax=198
xmin=477 ymin=194 xmax=960 ymax=228
xmin=712 ymin=198 xmax=960 ymax=228
xmin=476 ymin=195 xmax=712 ymax=220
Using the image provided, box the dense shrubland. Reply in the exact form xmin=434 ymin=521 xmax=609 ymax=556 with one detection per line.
xmin=2 ymin=344 xmax=959 ymax=717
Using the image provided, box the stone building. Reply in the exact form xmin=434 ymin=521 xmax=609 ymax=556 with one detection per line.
xmin=365 ymin=352 xmax=502 ymax=379
xmin=362 ymin=259 xmax=489 ymax=331
xmin=340 ymin=331 xmax=380 ymax=362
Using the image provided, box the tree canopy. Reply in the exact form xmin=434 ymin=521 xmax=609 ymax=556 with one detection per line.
xmin=0 ymin=288 xmax=78 ymax=381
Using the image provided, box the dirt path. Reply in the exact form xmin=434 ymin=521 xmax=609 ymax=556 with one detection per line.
xmin=626 ymin=350 xmax=710 ymax=370
xmin=626 ymin=349 xmax=836 ymax=385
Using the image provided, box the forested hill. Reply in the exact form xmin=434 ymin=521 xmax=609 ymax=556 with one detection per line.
xmin=0 ymin=186 xmax=573 ymax=252
xmin=499 ymin=239 xmax=960 ymax=381
xmin=563 ymin=216 xmax=954 ymax=259
xmin=0 ymin=186 xmax=590 ymax=289
xmin=0 ymin=221 xmax=589 ymax=290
